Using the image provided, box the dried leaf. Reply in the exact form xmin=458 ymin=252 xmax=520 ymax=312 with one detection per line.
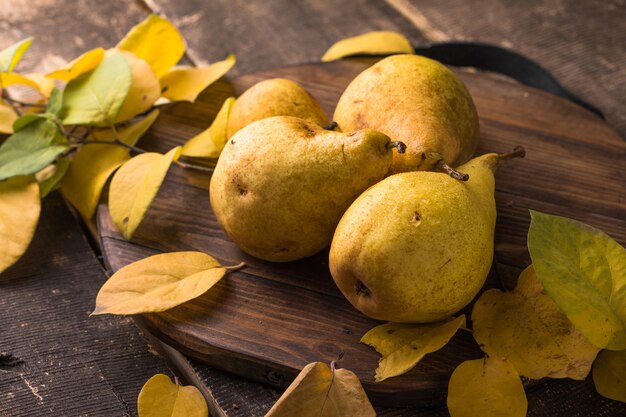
xmin=0 ymin=176 xmax=40 ymax=275
xmin=0 ymin=118 xmax=68 ymax=180
xmin=182 ymin=97 xmax=235 ymax=158
xmin=160 ymin=55 xmax=236 ymax=102
xmin=61 ymin=50 xmax=131 ymax=125
xmin=93 ymin=251 xmax=236 ymax=315
xmin=473 ymin=265 xmax=600 ymax=380
xmin=46 ymin=48 xmax=105 ymax=82
xmin=265 ymin=362 xmax=375 ymax=417
xmin=108 ymin=146 xmax=181 ymax=239
xmin=61 ymin=110 xmax=159 ymax=219
xmin=361 ymin=315 xmax=465 ymax=381
xmin=36 ymin=157 xmax=70 ymax=198
xmin=321 ymin=31 xmax=414 ymax=62
xmin=592 ymin=349 xmax=626 ymax=403
xmin=0 ymin=100 xmax=18 ymax=134
xmin=0 ymin=38 xmax=32 ymax=73
xmin=447 ymin=357 xmax=527 ymax=417
xmin=137 ymin=374 xmax=208 ymax=417
xmin=528 ymin=210 xmax=626 ymax=350
xmin=114 ymin=49 xmax=160 ymax=123
xmin=118 ymin=14 xmax=185 ymax=78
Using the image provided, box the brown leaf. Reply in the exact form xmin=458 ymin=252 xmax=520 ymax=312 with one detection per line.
xmin=264 ymin=362 xmax=375 ymax=417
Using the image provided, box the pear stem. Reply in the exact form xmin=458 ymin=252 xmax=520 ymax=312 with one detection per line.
xmin=439 ymin=162 xmax=469 ymax=181
xmin=387 ymin=141 xmax=407 ymax=154
xmin=324 ymin=121 xmax=338 ymax=131
xmin=498 ymin=145 xmax=526 ymax=161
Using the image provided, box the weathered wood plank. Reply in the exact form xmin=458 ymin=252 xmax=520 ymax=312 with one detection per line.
xmin=151 ymin=0 xmax=429 ymax=74
xmin=390 ymin=0 xmax=626 ymax=137
xmin=0 ymin=0 xmax=150 ymax=73
xmin=0 ymin=195 xmax=170 ymax=417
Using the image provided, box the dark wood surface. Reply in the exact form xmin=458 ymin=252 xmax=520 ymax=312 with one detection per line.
xmin=0 ymin=195 xmax=169 ymax=416
xmin=2 ymin=0 xmax=625 ymax=416
xmin=97 ymin=59 xmax=626 ymax=413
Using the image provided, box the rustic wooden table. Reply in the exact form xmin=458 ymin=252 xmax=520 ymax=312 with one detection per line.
xmin=1 ymin=1 xmax=624 ymax=416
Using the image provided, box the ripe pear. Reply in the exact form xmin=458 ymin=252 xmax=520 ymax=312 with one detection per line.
xmin=329 ymin=147 xmax=525 ymax=323
xmin=334 ymin=54 xmax=480 ymax=175
xmin=211 ymin=116 xmax=405 ymax=262
xmin=227 ymin=78 xmax=329 ymax=138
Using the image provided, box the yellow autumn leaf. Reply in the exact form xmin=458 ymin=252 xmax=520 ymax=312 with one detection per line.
xmin=0 ymin=37 xmax=32 ymax=73
xmin=473 ymin=265 xmax=600 ymax=380
xmin=0 ymin=176 xmax=40 ymax=275
xmin=528 ymin=210 xmax=626 ymax=350
xmin=46 ymin=48 xmax=105 ymax=82
xmin=0 ymin=100 xmax=18 ymax=134
xmin=265 ymin=362 xmax=375 ymax=417
xmin=361 ymin=315 xmax=465 ymax=382
xmin=321 ymin=31 xmax=415 ymax=62
xmin=109 ymin=146 xmax=180 ymax=240
xmin=118 ymin=14 xmax=185 ymax=78
xmin=0 ymin=72 xmax=40 ymax=91
xmin=447 ymin=357 xmax=527 ymax=417
xmin=182 ymin=97 xmax=235 ymax=158
xmin=61 ymin=110 xmax=159 ymax=219
xmin=593 ymin=349 xmax=626 ymax=403
xmin=160 ymin=55 xmax=236 ymax=102
xmin=138 ymin=374 xmax=208 ymax=417
xmin=114 ymin=49 xmax=161 ymax=123
xmin=93 ymin=251 xmax=242 ymax=315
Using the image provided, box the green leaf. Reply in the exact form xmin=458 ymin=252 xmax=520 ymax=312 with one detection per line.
xmin=528 ymin=210 xmax=626 ymax=350
xmin=61 ymin=51 xmax=131 ymax=126
xmin=37 ymin=156 xmax=71 ymax=198
xmin=12 ymin=113 xmax=51 ymax=132
xmin=46 ymin=87 xmax=63 ymax=116
xmin=0 ymin=119 xmax=68 ymax=180
xmin=0 ymin=38 xmax=32 ymax=73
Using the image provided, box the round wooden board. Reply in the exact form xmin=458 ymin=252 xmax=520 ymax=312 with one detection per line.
xmin=97 ymin=59 xmax=626 ymax=407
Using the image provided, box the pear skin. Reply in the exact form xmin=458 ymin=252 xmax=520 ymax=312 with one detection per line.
xmin=211 ymin=116 xmax=402 ymax=262
xmin=334 ymin=54 xmax=480 ymax=174
xmin=227 ymin=78 xmax=329 ymax=138
xmin=329 ymin=148 xmax=524 ymax=323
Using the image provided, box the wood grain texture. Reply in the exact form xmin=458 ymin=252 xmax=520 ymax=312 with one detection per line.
xmin=151 ymin=0 xmax=429 ymax=74
xmin=0 ymin=0 xmax=151 ymax=73
xmin=392 ymin=0 xmax=626 ymax=138
xmin=98 ymin=59 xmax=626 ymax=413
xmin=0 ymin=194 xmax=170 ymax=417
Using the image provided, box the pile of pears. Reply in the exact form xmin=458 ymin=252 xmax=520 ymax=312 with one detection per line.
xmin=210 ymin=54 xmax=523 ymax=324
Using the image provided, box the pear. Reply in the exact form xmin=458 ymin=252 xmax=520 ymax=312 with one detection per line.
xmin=329 ymin=147 xmax=525 ymax=323
xmin=210 ymin=116 xmax=405 ymax=262
xmin=227 ymin=78 xmax=329 ymax=138
xmin=333 ymin=54 xmax=480 ymax=175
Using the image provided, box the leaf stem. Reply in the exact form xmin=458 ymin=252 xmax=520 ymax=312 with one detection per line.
xmin=224 ymin=261 xmax=246 ymax=271
xmin=174 ymin=159 xmax=215 ymax=173
xmin=2 ymin=94 xmax=46 ymax=109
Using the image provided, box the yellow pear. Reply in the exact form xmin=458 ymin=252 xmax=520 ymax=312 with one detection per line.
xmin=227 ymin=78 xmax=329 ymax=138
xmin=210 ymin=116 xmax=405 ymax=262
xmin=334 ymin=54 xmax=479 ymax=175
xmin=329 ymin=148 xmax=524 ymax=323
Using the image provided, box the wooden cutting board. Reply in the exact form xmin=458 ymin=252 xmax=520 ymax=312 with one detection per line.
xmin=97 ymin=58 xmax=626 ymax=408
